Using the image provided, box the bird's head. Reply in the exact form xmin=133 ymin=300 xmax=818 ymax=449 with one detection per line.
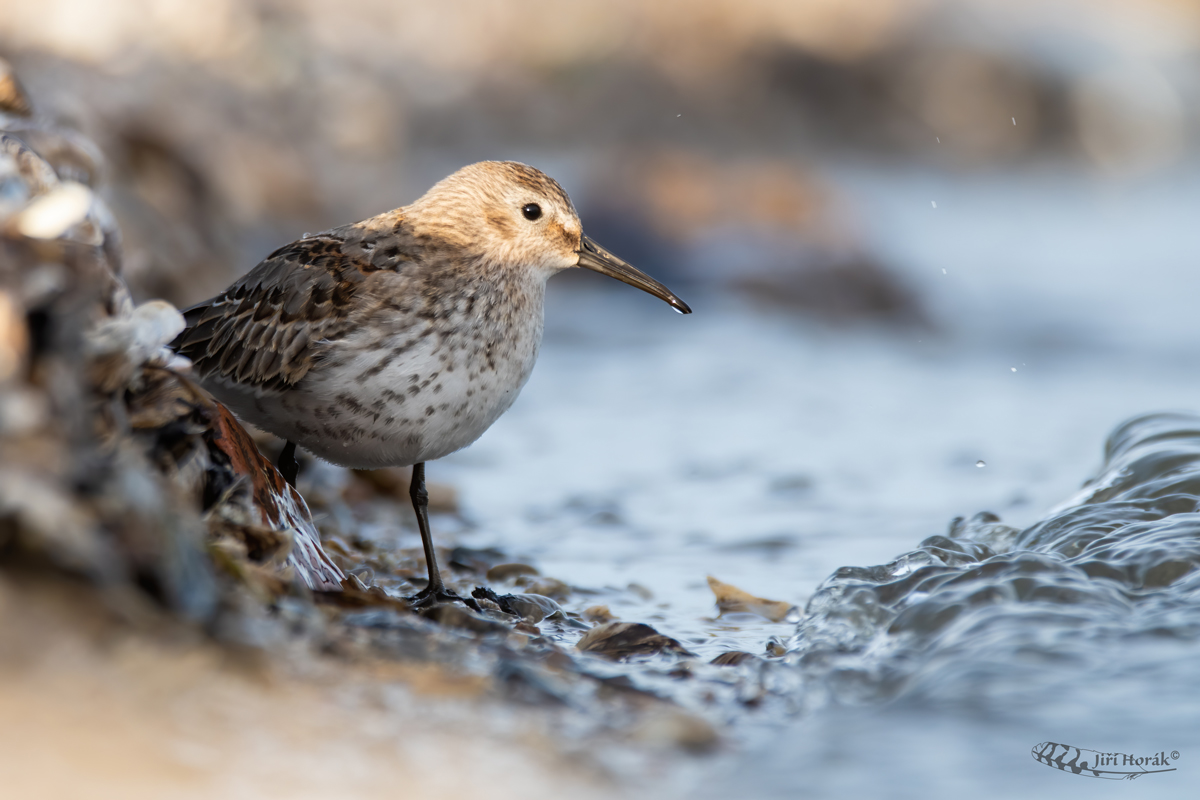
xmin=410 ymin=161 xmax=691 ymax=314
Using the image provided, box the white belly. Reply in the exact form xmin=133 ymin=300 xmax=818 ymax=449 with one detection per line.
xmin=207 ymin=307 xmax=544 ymax=469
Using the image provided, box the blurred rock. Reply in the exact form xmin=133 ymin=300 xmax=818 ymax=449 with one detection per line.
xmin=486 ymin=562 xmax=540 ymax=582
xmin=896 ymin=47 xmax=1044 ymax=163
xmin=105 ymin=128 xmax=239 ymax=306
xmin=631 ymin=708 xmax=719 ymax=753
xmin=583 ymin=604 xmax=615 ymax=623
xmin=349 ymin=466 xmax=459 ymax=513
xmin=1071 ymin=63 xmax=1186 ymax=175
xmin=447 ymin=545 xmax=507 ymax=573
xmin=710 ymin=650 xmax=760 ymax=667
xmin=735 ymin=251 xmax=928 ymax=327
xmin=526 ymin=576 xmax=572 ymax=601
xmin=0 ymin=58 xmax=32 ymax=117
xmin=472 ymin=589 xmax=562 ymax=623
xmin=0 ymin=76 xmax=343 ymax=619
xmin=576 ymin=621 xmax=694 ymax=660
xmin=582 ymin=150 xmax=929 ymax=327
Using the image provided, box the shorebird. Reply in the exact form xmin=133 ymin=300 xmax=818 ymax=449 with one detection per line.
xmin=173 ymin=161 xmax=690 ymax=606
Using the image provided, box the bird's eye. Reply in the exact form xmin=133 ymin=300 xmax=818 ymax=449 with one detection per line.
xmin=522 ymin=203 xmax=542 ymax=221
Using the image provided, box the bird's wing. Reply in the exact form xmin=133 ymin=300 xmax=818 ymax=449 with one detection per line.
xmin=173 ymin=234 xmax=380 ymax=393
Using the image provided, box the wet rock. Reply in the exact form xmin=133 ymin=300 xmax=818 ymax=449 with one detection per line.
xmin=576 ymin=622 xmax=694 ymax=660
xmin=583 ymin=604 xmax=615 ymax=623
xmin=707 ymin=575 xmax=798 ymax=623
xmin=486 ymin=562 xmax=540 ymax=582
xmin=710 ymin=651 xmax=761 ymax=667
xmin=490 ymin=591 xmax=561 ymax=623
xmin=526 ymin=577 xmax=572 ymax=601
xmin=471 ymin=586 xmax=562 ymax=622
xmin=631 ymin=709 xmax=720 ymax=754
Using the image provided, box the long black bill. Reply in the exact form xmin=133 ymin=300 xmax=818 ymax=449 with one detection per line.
xmin=577 ymin=234 xmax=692 ymax=314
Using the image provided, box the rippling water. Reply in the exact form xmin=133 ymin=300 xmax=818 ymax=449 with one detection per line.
xmin=700 ymin=413 xmax=1200 ymax=798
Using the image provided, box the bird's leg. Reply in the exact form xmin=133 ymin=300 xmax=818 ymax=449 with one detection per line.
xmin=407 ymin=462 xmax=479 ymax=610
xmin=410 ymin=462 xmax=444 ymax=594
xmin=278 ymin=440 xmax=299 ymax=487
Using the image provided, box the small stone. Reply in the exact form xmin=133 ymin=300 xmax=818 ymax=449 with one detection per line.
xmin=576 ymin=621 xmax=694 ymax=660
xmin=485 ymin=562 xmax=540 ymax=582
xmin=710 ymin=651 xmax=760 ymax=667
xmin=526 ymin=577 xmax=571 ymax=600
xmin=499 ymin=593 xmax=560 ymax=623
xmin=583 ymin=604 xmax=615 ymax=623
xmin=627 ymin=582 xmax=653 ymax=601
xmin=632 ymin=709 xmax=719 ymax=753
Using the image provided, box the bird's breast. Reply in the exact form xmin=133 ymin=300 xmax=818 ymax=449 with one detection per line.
xmin=286 ymin=282 xmax=546 ymax=468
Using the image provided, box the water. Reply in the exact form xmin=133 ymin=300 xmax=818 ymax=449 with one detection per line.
xmin=711 ymin=413 xmax=1200 ymax=798
xmin=430 ymin=165 xmax=1200 ymax=796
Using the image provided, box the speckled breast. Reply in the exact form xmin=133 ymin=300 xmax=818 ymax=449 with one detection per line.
xmin=214 ymin=283 xmax=547 ymax=469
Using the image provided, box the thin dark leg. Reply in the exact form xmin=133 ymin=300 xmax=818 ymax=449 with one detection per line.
xmin=407 ymin=462 xmax=479 ymax=610
xmin=410 ymin=462 xmax=444 ymax=594
xmin=278 ymin=440 xmax=299 ymax=487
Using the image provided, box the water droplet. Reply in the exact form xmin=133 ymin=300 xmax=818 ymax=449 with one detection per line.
xmin=1012 ymin=117 xmax=1017 ymax=125
xmin=976 ymin=460 xmax=986 ymax=468
xmin=1011 ymin=367 xmax=1017 ymax=372
xmin=941 ymin=268 xmax=947 ymax=274
xmin=931 ymin=200 xmax=937 ymax=209
xmin=936 ymin=137 xmax=940 ymax=143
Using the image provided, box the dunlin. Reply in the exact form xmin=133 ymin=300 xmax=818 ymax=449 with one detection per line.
xmin=174 ymin=161 xmax=690 ymax=606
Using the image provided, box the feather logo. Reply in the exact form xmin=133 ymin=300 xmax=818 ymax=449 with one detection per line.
xmin=1032 ymin=742 xmax=1178 ymax=780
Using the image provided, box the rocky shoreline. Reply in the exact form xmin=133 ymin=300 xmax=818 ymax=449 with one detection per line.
xmin=0 ymin=65 xmax=794 ymax=797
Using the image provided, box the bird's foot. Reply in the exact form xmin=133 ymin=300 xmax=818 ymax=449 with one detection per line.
xmin=407 ymin=583 xmax=482 ymax=612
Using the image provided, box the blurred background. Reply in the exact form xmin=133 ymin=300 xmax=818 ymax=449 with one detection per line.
xmin=5 ymin=0 xmax=1199 ymax=321
xmin=4 ymin=1 xmax=1200 ymax=797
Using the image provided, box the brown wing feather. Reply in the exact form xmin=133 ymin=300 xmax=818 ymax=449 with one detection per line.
xmin=173 ymin=235 xmax=372 ymax=392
